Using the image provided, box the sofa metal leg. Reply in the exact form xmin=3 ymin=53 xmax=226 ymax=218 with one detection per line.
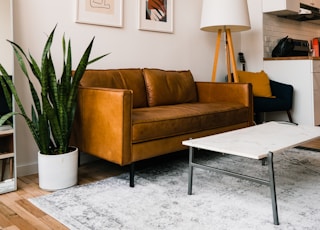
xmin=130 ymin=163 xmax=135 ymax=187
xmin=78 ymin=151 xmax=81 ymax=167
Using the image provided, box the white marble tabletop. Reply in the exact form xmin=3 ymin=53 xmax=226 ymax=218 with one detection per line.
xmin=182 ymin=121 xmax=320 ymax=159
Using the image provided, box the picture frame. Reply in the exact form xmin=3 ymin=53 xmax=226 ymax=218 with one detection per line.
xmin=75 ymin=0 xmax=123 ymax=28
xmin=138 ymin=0 xmax=173 ymax=33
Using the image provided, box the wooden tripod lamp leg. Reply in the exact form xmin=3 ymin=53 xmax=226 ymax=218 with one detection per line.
xmin=226 ymin=29 xmax=239 ymax=82
xmin=211 ymin=29 xmax=222 ymax=82
xmin=225 ymin=34 xmax=232 ymax=83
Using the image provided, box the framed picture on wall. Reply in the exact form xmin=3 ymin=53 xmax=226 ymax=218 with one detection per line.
xmin=138 ymin=0 xmax=173 ymax=33
xmin=75 ymin=0 xmax=123 ymax=27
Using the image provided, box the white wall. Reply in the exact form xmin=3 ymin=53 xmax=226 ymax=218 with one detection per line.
xmin=0 ymin=0 xmax=13 ymax=74
xmin=241 ymin=0 xmax=264 ymax=72
xmin=12 ymin=0 xmax=250 ymax=176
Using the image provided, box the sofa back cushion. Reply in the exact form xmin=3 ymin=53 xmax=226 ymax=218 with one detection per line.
xmin=80 ymin=69 xmax=148 ymax=108
xmin=143 ymin=69 xmax=198 ymax=107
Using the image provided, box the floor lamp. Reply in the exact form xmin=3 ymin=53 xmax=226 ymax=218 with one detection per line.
xmin=200 ymin=0 xmax=251 ymax=82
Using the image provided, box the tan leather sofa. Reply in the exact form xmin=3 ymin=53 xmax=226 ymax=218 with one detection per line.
xmin=72 ymin=68 xmax=254 ymax=186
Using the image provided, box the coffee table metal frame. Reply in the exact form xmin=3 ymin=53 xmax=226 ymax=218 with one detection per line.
xmin=183 ymin=121 xmax=320 ymax=226
xmin=187 ymin=148 xmax=278 ymax=225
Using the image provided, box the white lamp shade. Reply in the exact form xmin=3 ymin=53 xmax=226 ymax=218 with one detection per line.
xmin=200 ymin=0 xmax=251 ymax=32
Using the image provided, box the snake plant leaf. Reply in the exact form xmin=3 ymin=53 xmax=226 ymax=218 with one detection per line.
xmin=0 ymin=64 xmax=27 ymax=119
xmin=0 ymin=26 xmax=107 ymax=154
xmin=38 ymin=112 xmax=50 ymax=154
xmin=88 ymin=53 xmax=110 ymax=65
xmin=0 ymin=112 xmax=15 ymax=126
xmin=9 ymin=42 xmax=43 ymax=115
xmin=0 ymin=68 xmax=12 ymax=113
xmin=8 ymin=40 xmax=42 ymax=84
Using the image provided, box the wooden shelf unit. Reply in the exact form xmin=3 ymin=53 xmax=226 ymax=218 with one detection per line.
xmin=0 ymin=129 xmax=14 ymax=182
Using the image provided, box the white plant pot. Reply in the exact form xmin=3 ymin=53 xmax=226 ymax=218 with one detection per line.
xmin=38 ymin=147 xmax=78 ymax=191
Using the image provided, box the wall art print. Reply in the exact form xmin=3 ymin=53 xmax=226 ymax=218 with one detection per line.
xmin=75 ymin=0 xmax=123 ymax=27
xmin=138 ymin=0 xmax=173 ymax=33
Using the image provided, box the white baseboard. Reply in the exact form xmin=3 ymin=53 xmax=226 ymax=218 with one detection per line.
xmin=17 ymin=162 xmax=38 ymax=177
xmin=16 ymin=152 xmax=98 ymax=177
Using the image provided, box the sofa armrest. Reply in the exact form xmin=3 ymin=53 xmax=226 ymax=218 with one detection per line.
xmin=270 ymin=80 xmax=293 ymax=101
xmin=72 ymin=86 xmax=133 ymax=166
xmin=196 ymin=82 xmax=254 ymax=125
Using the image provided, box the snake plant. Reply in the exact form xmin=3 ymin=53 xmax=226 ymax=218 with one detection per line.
xmin=0 ymin=26 xmax=107 ymax=154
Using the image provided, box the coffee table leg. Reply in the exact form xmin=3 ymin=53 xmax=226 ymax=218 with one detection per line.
xmin=267 ymin=151 xmax=279 ymax=225
xmin=188 ymin=146 xmax=194 ymax=195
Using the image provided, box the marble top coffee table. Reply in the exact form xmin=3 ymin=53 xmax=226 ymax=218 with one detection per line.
xmin=182 ymin=121 xmax=320 ymax=225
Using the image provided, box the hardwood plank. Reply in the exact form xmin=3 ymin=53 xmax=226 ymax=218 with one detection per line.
xmin=298 ymin=137 xmax=320 ymax=151
xmin=15 ymin=199 xmax=45 ymax=218
xmin=0 ymin=201 xmax=15 ymax=216
xmin=0 ymin=203 xmax=13 ymax=228
xmin=0 ymin=199 xmax=38 ymax=230
xmin=2 ymin=226 xmax=20 ymax=230
xmin=0 ymin=159 xmax=126 ymax=229
xmin=39 ymin=215 xmax=69 ymax=230
xmin=5 ymin=214 xmax=37 ymax=230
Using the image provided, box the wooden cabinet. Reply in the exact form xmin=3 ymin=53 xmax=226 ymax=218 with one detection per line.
xmin=301 ymin=0 xmax=312 ymax=6
xmin=263 ymin=0 xmax=300 ymax=15
xmin=301 ymin=0 xmax=320 ymax=8
xmin=263 ymin=0 xmax=320 ymax=15
xmin=263 ymin=59 xmax=320 ymax=126
xmin=0 ymin=128 xmax=16 ymax=194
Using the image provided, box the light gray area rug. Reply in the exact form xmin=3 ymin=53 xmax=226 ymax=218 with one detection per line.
xmin=29 ymin=148 xmax=320 ymax=230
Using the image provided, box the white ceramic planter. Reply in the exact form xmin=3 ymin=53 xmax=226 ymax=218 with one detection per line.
xmin=38 ymin=147 xmax=78 ymax=191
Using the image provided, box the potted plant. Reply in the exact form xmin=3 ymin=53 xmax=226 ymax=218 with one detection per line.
xmin=0 ymin=26 xmax=107 ymax=190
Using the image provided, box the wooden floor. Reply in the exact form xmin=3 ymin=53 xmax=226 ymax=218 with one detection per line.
xmin=1 ymin=138 xmax=320 ymax=229
xmin=298 ymin=136 xmax=320 ymax=150
xmin=0 ymin=160 xmax=126 ymax=230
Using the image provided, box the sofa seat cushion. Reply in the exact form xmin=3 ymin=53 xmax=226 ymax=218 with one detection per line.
xmin=132 ymin=103 xmax=249 ymax=143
